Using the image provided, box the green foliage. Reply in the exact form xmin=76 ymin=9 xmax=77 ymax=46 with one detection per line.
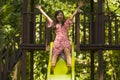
xmin=104 ymin=0 xmax=120 ymax=15
xmin=103 ymin=50 xmax=120 ymax=80
xmin=33 ymin=51 xmax=49 ymax=80
xmin=0 ymin=2 xmax=21 ymax=27
xmin=0 ymin=0 xmax=22 ymax=48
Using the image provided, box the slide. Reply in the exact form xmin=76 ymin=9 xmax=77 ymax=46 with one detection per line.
xmin=47 ymin=42 xmax=76 ymax=80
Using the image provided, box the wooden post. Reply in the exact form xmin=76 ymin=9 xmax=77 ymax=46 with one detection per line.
xmin=3 ymin=49 xmax=9 ymax=80
xmin=29 ymin=0 xmax=35 ymax=80
xmin=96 ymin=0 xmax=104 ymax=79
xmin=21 ymin=0 xmax=29 ymax=79
xmin=90 ymin=51 xmax=95 ymax=80
xmin=30 ymin=52 xmax=34 ymax=80
xmin=90 ymin=0 xmax=95 ymax=44
xmin=90 ymin=0 xmax=95 ymax=80
xmin=21 ymin=51 xmax=27 ymax=80
xmin=75 ymin=13 xmax=80 ymax=51
xmin=98 ymin=50 xmax=103 ymax=80
xmin=96 ymin=0 xmax=105 ymax=44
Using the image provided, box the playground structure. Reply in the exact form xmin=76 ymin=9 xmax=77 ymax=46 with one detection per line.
xmin=0 ymin=0 xmax=120 ymax=80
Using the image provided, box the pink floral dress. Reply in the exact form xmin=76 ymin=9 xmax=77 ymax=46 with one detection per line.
xmin=49 ymin=18 xmax=72 ymax=56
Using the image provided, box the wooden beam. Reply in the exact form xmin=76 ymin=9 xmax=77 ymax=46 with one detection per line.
xmin=79 ymin=44 xmax=120 ymax=50
xmin=20 ymin=44 xmax=45 ymax=50
xmin=20 ymin=44 xmax=120 ymax=50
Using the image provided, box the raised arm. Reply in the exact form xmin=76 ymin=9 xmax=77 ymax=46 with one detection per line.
xmin=70 ymin=2 xmax=84 ymax=20
xmin=36 ymin=4 xmax=53 ymax=24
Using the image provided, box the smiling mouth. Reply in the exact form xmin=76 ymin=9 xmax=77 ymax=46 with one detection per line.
xmin=58 ymin=17 xmax=63 ymax=20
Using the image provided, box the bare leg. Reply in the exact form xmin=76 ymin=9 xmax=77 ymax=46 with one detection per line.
xmin=51 ymin=54 xmax=59 ymax=74
xmin=64 ymin=48 xmax=71 ymax=66
xmin=64 ymin=48 xmax=71 ymax=74
xmin=51 ymin=54 xmax=58 ymax=67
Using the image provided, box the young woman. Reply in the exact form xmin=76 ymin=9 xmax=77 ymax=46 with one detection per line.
xmin=36 ymin=2 xmax=83 ymax=74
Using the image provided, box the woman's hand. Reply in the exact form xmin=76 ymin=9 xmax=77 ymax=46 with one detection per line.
xmin=78 ymin=2 xmax=84 ymax=8
xmin=70 ymin=1 xmax=84 ymax=20
xmin=35 ymin=4 xmax=53 ymax=26
xmin=36 ymin=4 xmax=42 ymax=10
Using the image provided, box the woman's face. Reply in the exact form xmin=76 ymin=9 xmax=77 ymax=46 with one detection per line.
xmin=56 ymin=12 xmax=64 ymax=23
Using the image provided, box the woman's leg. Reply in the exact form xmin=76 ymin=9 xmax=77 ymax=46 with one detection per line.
xmin=51 ymin=53 xmax=58 ymax=74
xmin=51 ymin=53 xmax=59 ymax=67
xmin=64 ymin=48 xmax=71 ymax=74
xmin=64 ymin=48 xmax=71 ymax=66
xmin=51 ymin=49 xmax=59 ymax=74
xmin=51 ymin=46 xmax=62 ymax=74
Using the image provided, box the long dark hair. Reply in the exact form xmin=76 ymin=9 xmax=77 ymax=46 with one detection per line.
xmin=54 ymin=10 xmax=65 ymax=26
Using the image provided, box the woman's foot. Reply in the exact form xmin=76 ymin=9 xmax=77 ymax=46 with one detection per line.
xmin=50 ymin=66 xmax=55 ymax=74
xmin=66 ymin=66 xmax=71 ymax=74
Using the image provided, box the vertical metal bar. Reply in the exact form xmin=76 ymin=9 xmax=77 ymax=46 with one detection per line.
xmin=98 ymin=50 xmax=103 ymax=80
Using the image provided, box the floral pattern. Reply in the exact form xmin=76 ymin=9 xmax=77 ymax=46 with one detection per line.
xmin=50 ymin=18 xmax=73 ymax=55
